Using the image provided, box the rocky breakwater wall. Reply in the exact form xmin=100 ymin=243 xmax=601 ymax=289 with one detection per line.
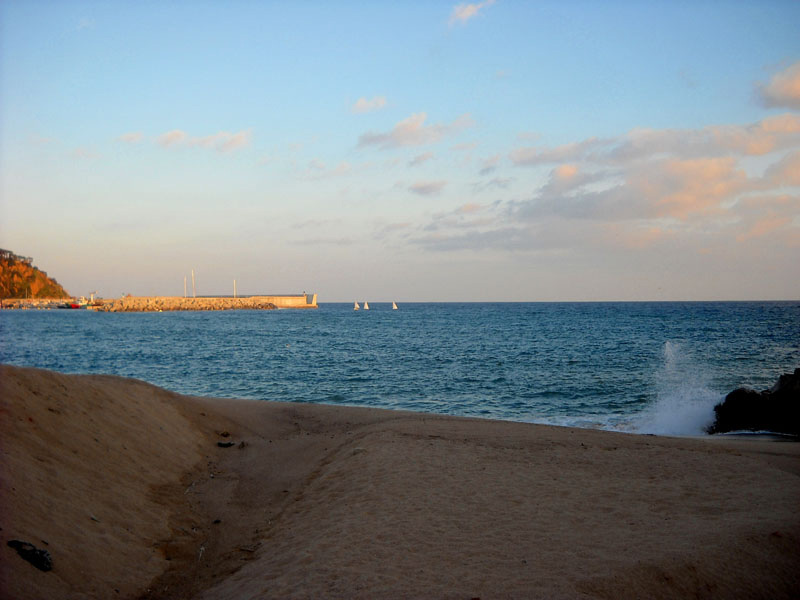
xmin=97 ymin=296 xmax=277 ymax=312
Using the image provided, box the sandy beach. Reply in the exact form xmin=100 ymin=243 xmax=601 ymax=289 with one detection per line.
xmin=1 ymin=364 xmax=798 ymax=599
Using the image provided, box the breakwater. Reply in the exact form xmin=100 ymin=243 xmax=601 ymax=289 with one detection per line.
xmin=96 ymin=295 xmax=311 ymax=312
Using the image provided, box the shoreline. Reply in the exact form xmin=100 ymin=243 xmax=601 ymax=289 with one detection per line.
xmin=2 ymin=364 xmax=798 ymax=598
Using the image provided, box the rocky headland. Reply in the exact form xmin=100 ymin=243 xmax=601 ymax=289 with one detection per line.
xmin=0 ymin=249 xmax=69 ymax=299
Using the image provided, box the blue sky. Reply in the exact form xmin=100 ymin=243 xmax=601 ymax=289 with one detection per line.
xmin=1 ymin=1 xmax=799 ymax=301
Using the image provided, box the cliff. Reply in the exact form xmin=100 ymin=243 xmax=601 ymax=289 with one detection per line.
xmin=0 ymin=249 xmax=70 ymax=299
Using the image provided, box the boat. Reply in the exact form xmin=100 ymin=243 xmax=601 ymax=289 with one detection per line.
xmin=364 ymin=301 xmax=369 ymax=310
xmin=392 ymin=301 xmax=398 ymax=310
xmin=354 ymin=301 xmax=360 ymax=311
xmin=57 ymin=300 xmax=87 ymax=309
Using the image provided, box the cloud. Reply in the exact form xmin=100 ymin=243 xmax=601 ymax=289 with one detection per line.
xmin=410 ymin=107 xmax=800 ymax=256
xmin=758 ymin=61 xmax=800 ymax=110
xmin=479 ymin=154 xmax=500 ymax=175
xmin=510 ymin=137 xmax=610 ymax=166
xmin=511 ymin=115 xmax=800 ymax=170
xmin=352 ymin=96 xmax=387 ymax=114
xmin=217 ymin=130 xmax=251 ymax=153
xmin=409 ymin=152 xmax=434 ymax=167
xmin=458 ymin=203 xmax=483 ymax=213
xmin=737 ymin=214 xmax=792 ymax=242
xmin=117 ymin=132 xmax=143 ymax=144
xmin=71 ymin=147 xmax=99 ymax=159
xmin=302 ymin=160 xmax=357 ymax=180
xmin=156 ymin=129 xmax=251 ymax=153
xmin=449 ymin=0 xmax=496 ymax=26
xmin=763 ymin=150 xmax=800 ymax=187
xmin=409 ymin=180 xmax=447 ymax=196
xmin=537 ymin=164 xmax=606 ymax=198
xmin=630 ymin=157 xmax=748 ymax=220
xmin=158 ymin=129 xmax=187 ymax=147
xmin=602 ymin=224 xmax=674 ymax=250
xmin=734 ymin=194 xmax=800 ymax=242
xmin=474 ymin=177 xmax=513 ymax=191
xmin=358 ymin=113 xmax=473 ymax=150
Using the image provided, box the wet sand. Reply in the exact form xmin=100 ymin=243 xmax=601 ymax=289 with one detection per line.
xmin=1 ymin=364 xmax=798 ymax=599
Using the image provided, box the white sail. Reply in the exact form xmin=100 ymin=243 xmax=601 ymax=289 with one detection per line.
xmin=354 ymin=301 xmax=360 ymax=310
xmin=364 ymin=301 xmax=370 ymax=310
xmin=392 ymin=301 xmax=398 ymax=310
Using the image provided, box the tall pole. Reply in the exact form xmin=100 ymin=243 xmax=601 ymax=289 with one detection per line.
xmin=191 ymin=269 xmax=196 ymax=298
xmin=233 ymin=279 xmax=237 ymax=298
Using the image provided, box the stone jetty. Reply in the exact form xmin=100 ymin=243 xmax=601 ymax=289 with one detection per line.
xmin=97 ymin=296 xmax=278 ymax=312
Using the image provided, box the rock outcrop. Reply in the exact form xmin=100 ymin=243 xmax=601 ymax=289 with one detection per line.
xmin=707 ymin=368 xmax=800 ymax=436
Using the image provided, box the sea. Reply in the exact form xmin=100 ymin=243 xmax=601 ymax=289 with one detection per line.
xmin=2 ymin=301 xmax=798 ymax=436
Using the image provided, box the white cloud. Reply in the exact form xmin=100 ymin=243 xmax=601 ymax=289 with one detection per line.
xmin=359 ymin=113 xmax=473 ymax=150
xmin=758 ymin=61 xmax=800 ymax=110
xmin=352 ymin=96 xmax=387 ymax=114
xmin=448 ymin=0 xmax=496 ymax=26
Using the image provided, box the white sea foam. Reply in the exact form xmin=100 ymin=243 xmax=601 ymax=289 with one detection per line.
xmin=629 ymin=341 xmax=720 ymax=436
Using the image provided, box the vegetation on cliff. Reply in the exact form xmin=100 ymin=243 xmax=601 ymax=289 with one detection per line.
xmin=0 ymin=249 xmax=70 ymax=299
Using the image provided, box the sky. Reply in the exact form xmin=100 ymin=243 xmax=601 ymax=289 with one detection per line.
xmin=1 ymin=1 xmax=799 ymax=302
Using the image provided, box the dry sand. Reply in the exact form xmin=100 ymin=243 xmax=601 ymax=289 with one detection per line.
xmin=1 ymin=364 xmax=798 ymax=599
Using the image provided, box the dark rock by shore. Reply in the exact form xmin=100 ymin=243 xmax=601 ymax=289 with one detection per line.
xmin=707 ymin=368 xmax=800 ymax=436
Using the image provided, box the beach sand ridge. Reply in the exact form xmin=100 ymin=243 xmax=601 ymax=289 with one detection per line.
xmin=1 ymin=364 xmax=798 ymax=598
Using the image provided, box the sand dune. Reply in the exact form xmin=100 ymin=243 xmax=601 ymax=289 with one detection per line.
xmin=1 ymin=364 xmax=798 ymax=599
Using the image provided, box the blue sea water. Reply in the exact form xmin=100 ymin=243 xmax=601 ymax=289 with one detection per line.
xmin=2 ymin=302 xmax=798 ymax=435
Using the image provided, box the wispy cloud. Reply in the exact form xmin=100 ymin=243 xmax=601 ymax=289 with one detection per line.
xmin=156 ymin=129 xmax=252 ymax=153
xmin=409 ymin=180 xmax=447 ymax=196
xmin=117 ymin=132 xmax=143 ymax=144
xmin=71 ymin=147 xmax=100 ymax=159
xmin=157 ymin=130 xmax=187 ymax=147
xmin=479 ymin=154 xmax=501 ymax=175
xmin=409 ymin=152 xmax=434 ymax=167
xmin=448 ymin=0 xmax=496 ymax=26
xmin=757 ymin=61 xmax=800 ymax=110
xmin=358 ymin=113 xmax=473 ymax=150
xmin=352 ymin=96 xmax=387 ymax=114
xmin=302 ymin=159 xmax=360 ymax=180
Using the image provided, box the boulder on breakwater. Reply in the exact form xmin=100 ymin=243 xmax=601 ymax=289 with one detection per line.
xmin=706 ymin=368 xmax=800 ymax=436
xmin=97 ymin=296 xmax=277 ymax=312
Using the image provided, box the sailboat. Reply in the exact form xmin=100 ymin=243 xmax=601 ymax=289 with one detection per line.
xmin=354 ymin=301 xmax=360 ymax=310
xmin=392 ymin=301 xmax=398 ymax=310
xmin=364 ymin=301 xmax=370 ymax=310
